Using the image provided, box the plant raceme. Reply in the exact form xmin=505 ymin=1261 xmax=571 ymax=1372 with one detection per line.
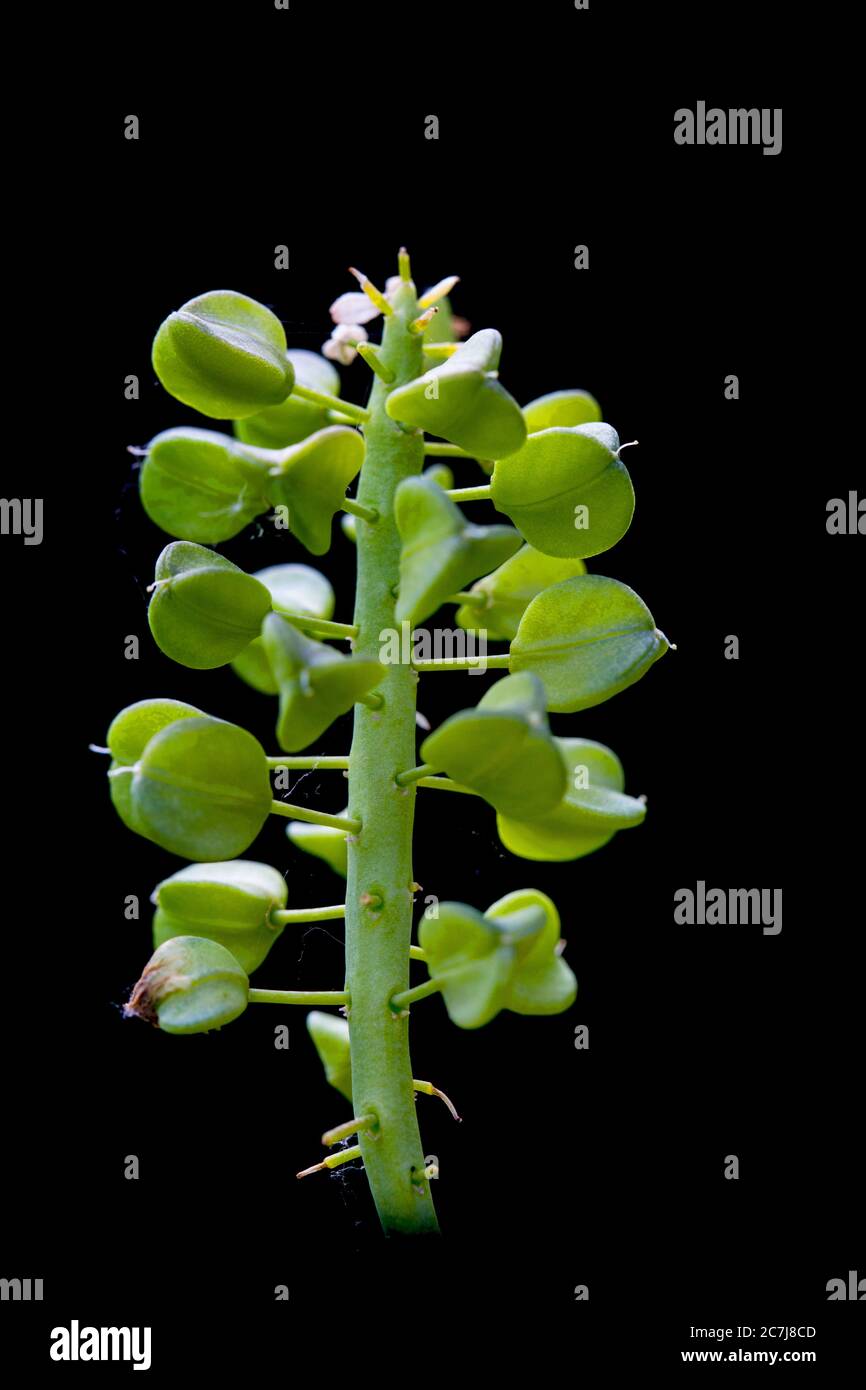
xmin=111 ymin=255 xmax=669 ymax=1238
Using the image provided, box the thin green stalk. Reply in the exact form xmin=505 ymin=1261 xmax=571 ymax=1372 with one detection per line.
xmin=272 ymin=610 xmax=358 ymax=640
xmin=249 ymin=988 xmax=349 ymax=1006
xmin=446 ymin=484 xmax=492 ymax=502
xmin=390 ymin=978 xmax=443 ymax=1011
xmin=344 ymin=273 xmax=440 ymax=1236
xmin=413 ymin=653 xmax=510 ymax=672
xmin=266 ymin=755 xmax=350 ymax=770
xmin=270 ymin=801 xmax=360 ymax=833
xmin=270 ymin=905 xmax=346 ymax=925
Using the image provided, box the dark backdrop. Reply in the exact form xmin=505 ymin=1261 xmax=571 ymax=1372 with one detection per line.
xmin=2 ymin=34 xmax=861 ymax=1377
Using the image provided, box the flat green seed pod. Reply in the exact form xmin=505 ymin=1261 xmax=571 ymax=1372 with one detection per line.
xmin=419 ymin=901 xmax=547 ymax=1030
xmin=496 ymin=737 xmax=645 ymax=861
xmin=420 ymin=672 xmax=565 ymax=818
xmin=264 ymin=425 xmax=365 ymax=555
xmin=485 ymin=888 xmax=577 ymax=1015
xmin=232 ymin=564 xmax=336 ymax=695
xmin=107 ymin=698 xmax=205 ymax=836
xmin=394 ymin=474 xmax=521 ymax=626
xmin=139 ymin=427 xmax=272 ymax=544
xmin=131 ymin=715 xmax=272 ymax=861
xmin=456 ymin=544 xmax=587 ymax=641
xmin=307 ymin=1010 xmax=353 ymax=1101
xmin=509 ymin=574 xmax=669 ymax=712
xmin=152 ymin=290 xmax=294 ymax=419
xmin=522 ymin=389 xmax=601 ymax=432
xmin=386 ymin=329 xmax=527 ymax=459
xmin=151 ymin=859 xmax=288 ymax=975
xmin=490 ymin=427 xmax=634 ymax=559
xmin=125 ymin=936 xmax=249 ymax=1035
xmin=262 ymin=614 xmax=384 ymax=752
xmin=148 ymin=542 xmax=272 ymax=670
xmin=234 ymin=349 xmax=341 ymax=448
xmin=286 ymin=814 xmax=349 ymax=879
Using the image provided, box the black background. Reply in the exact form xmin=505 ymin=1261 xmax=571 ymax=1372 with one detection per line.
xmin=2 ymin=8 xmax=862 ymax=1376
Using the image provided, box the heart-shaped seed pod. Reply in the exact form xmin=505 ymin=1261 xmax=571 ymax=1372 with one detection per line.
xmin=234 ymin=349 xmax=341 ymax=449
xmin=139 ymin=427 xmax=273 ymax=545
xmin=124 ymin=936 xmax=249 ymax=1034
xmin=264 ymin=425 xmax=365 ymax=555
xmin=455 ymin=544 xmax=587 ymax=641
xmin=151 ymin=860 xmax=288 ymax=975
xmin=386 ymin=329 xmax=526 ymax=459
xmin=522 ymin=389 xmax=601 ymax=432
xmin=262 ymin=614 xmax=383 ymax=752
xmin=148 ymin=542 xmax=273 ymax=670
xmin=152 ymin=290 xmax=295 ymax=419
xmin=307 ymin=1010 xmax=353 ymax=1101
xmin=418 ymin=900 xmax=547 ymax=1030
xmin=106 ymin=697 xmax=205 ymax=836
xmin=232 ymin=564 xmax=336 ymax=695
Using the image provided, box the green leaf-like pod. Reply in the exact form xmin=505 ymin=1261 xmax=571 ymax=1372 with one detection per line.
xmin=151 ymin=860 xmax=288 ymax=975
xmin=152 ymin=290 xmax=295 ymax=420
xmin=509 ymin=574 xmax=669 ymax=712
xmin=522 ymin=389 xmax=601 ymax=432
xmin=455 ymin=544 xmax=587 ymax=641
xmin=234 ymin=349 xmax=342 ymax=449
xmin=264 ymin=425 xmax=365 ymax=555
xmin=497 ymin=737 xmax=646 ymax=862
xmin=386 ymin=329 xmax=527 ymax=459
xmin=262 ymin=614 xmax=384 ymax=753
xmin=139 ymin=427 xmax=272 ymax=545
xmin=232 ymin=564 xmax=336 ymax=695
xmin=419 ymin=900 xmax=546 ymax=1030
xmin=394 ymin=474 xmax=522 ymax=626
xmin=286 ymin=814 xmax=349 ymax=879
xmin=420 ymin=672 xmax=565 ymax=818
xmin=124 ymin=936 xmax=249 ymax=1035
xmin=107 ymin=697 xmax=205 ymax=835
xmin=307 ymin=1010 xmax=353 ymax=1101
xmin=130 ymin=715 xmax=272 ymax=861
xmin=484 ymin=889 xmax=577 ymax=1015
xmin=490 ymin=425 xmax=634 ymax=559
xmin=148 ymin=542 xmax=272 ymax=670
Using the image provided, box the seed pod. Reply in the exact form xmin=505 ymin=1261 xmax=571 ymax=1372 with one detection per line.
xmin=394 ymin=474 xmax=521 ymax=626
xmin=386 ymin=329 xmax=526 ymax=459
xmin=232 ymin=564 xmax=336 ymax=695
xmin=151 ymin=860 xmax=288 ymax=975
xmin=124 ymin=936 xmax=249 ymax=1035
xmin=285 ymin=814 xmax=349 ymax=879
xmin=420 ymin=672 xmax=565 ymax=818
xmin=496 ymin=737 xmax=646 ymax=862
xmin=234 ymin=349 xmax=341 ymax=449
xmin=129 ymin=715 xmax=272 ymax=860
xmin=139 ymin=427 xmax=272 ymax=544
xmin=306 ymin=1010 xmax=352 ymax=1101
xmin=484 ymin=889 xmax=577 ymax=1015
xmin=509 ymin=573 xmax=669 ymax=712
xmin=148 ymin=542 xmax=272 ymax=670
xmin=455 ymin=544 xmax=587 ymax=641
xmin=490 ymin=425 xmax=634 ymax=559
xmin=264 ymin=425 xmax=365 ymax=555
xmin=262 ymin=614 xmax=383 ymax=752
xmin=419 ymin=901 xmax=546 ymax=1030
xmin=522 ymin=389 xmax=601 ymax=433
xmin=152 ymin=290 xmax=295 ymax=419
xmin=106 ymin=697 xmax=205 ymax=836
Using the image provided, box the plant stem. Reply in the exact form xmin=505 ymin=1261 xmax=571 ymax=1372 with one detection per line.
xmin=394 ymin=763 xmax=438 ymax=788
xmin=270 ymin=801 xmax=360 ymax=833
xmin=266 ymin=755 xmax=350 ymax=770
xmin=272 ymin=610 xmax=358 ymax=640
xmin=344 ymin=273 xmax=440 ymax=1236
xmin=390 ymin=978 xmax=443 ymax=1011
xmin=449 ymin=590 xmax=485 ymax=605
xmin=446 ymin=484 xmax=492 ymax=502
xmin=423 ymin=442 xmax=472 ymax=457
xmin=248 ymin=988 xmax=349 ymax=1006
xmin=342 ymin=496 xmax=380 ymax=523
xmin=297 ymin=1144 xmax=362 ymax=1178
xmin=415 ymin=776 xmax=480 ymax=795
xmin=270 ymin=905 xmax=346 ymax=925
xmin=291 ymin=382 xmax=370 ymax=421
xmin=413 ymin=653 xmax=510 ymax=672
xmin=321 ymin=1114 xmax=378 ymax=1146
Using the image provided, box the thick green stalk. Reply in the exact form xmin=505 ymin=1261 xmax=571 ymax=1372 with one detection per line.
xmin=344 ymin=278 xmax=440 ymax=1236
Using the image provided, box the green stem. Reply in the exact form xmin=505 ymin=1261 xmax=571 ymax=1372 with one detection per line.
xmin=409 ymin=945 xmax=428 ymax=962
xmin=249 ymin=988 xmax=349 ymax=1006
xmin=449 ymin=590 xmax=485 ymax=606
xmin=394 ymin=762 xmax=438 ymax=788
xmin=269 ymin=905 xmax=346 ymax=925
xmin=272 ymin=609 xmax=358 ymax=640
xmin=423 ymin=442 xmax=472 ymax=458
xmin=390 ymin=978 xmax=443 ymax=1012
xmin=266 ymin=755 xmax=350 ymax=769
xmin=416 ymin=776 xmax=480 ymax=794
xmin=446 ymin=484 xmax=492 ymax=502
xmin=270 ymin=801 xmax=360 ymax=833
xmin=322 ymin=1114 xmax=378 ymax=1146
xmin=292 ymin=382 xmax=370 ymax=422
xmin=344 ymin=273 xmax=440 ymax=1236
xmin=342 ymin=496 xmax=380 ymax=523
xmin=356 ymin=343 xmax=395 ymax=383
xmin=413 ymin=653 xmax=510 ymax=672
xmin=297 ymin=1144 xmax=362 ymax=1178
